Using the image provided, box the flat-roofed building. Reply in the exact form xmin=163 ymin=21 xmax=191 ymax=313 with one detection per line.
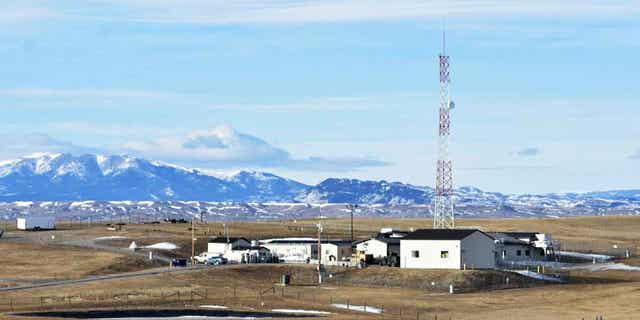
xmin=400 ymin=229 xmax=496 ymax=270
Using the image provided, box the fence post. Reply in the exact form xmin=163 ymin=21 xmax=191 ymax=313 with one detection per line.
xmin=416 ymin=310 xmax=419 ymax=320
xmin=234 ymin=287 xmax=237 ymax=298
xmin=10 ymin=298 xmax=13 ymax=312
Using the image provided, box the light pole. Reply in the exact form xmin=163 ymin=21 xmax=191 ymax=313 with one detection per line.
xmin=346 ymin=204 xmax=358 ymax=242
xmin=316 ymin=223 xmax=323 ymax=284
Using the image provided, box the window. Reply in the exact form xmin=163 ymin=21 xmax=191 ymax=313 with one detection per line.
xmin=525 ymin=250 xmax=531 ymax=257
xmin=517 ymin=250 xmax=522 ymax=256
xmin=411 ymin=250 xmax=420 ymax=258
xmin=440 ymin=251 xmax=449 ymax=259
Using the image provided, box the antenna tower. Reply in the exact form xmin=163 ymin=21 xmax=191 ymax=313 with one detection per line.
xmin=433 ymin=30 xmax=455 ymax=229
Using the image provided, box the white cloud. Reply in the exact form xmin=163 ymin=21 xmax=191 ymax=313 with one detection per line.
xmin=0 ymin=87 xmax=431 ymax=111
xmin=123 ymin=125 xmax=390 ymax=170
xmin=87 ymin=1 xmax=640 ymax=24
xmin=0 ymin=5 xmax=57 ymax=23
xmin=0 ymin=126 xmax=389 ymax=171
xmin=7 ymin=1 xmax=640 ymax=25
xmin=0 ymin=133 xmax=98 ymax=158
xmin=0 ymin=88 xmax=175 ymax=99
xmin=516 ymin=147 xmax=541 ymax=157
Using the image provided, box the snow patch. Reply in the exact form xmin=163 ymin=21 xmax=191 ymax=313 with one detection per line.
xmin=95 ymin=236 xmax=128 ymax=241
xmin=145 ymin=242 xmax=179 ymax=250
xmin=14 ymin=201 xmax=34 ymax=207
xmin=200 ymin=305 xmax=228 ymax=309
xmin=331 ymin=303 xmax=382 ymax=314
xmin=511 ymin=270 xmax=563 ymax=283
xmin=557 ymin=251 xmax=613 ymax=261
xmin=570 ymin=263 xmax=640 ymax=272
xmin=272 ymin=309 xmax=331 ymax=315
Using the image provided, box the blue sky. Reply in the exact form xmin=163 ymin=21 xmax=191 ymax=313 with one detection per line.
xmin=1 ymin=1 xmax=639 ymax=194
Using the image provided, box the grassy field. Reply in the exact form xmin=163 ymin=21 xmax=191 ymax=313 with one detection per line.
xmin=0 ymin=215 xmax=639 ymax=319
xmin=0 ymin=242 xmax=145 ymax=281
xmin=39 ymin=215 xmax=640 ymax=256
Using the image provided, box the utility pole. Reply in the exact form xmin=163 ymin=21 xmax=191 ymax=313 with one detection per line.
xmin=316 ymin=223 xmax=323 ymax=285
xmin=346 ymin=204 xmax=358 ymax=241
xmin=191 ymin=217 xmax=196 ymax=266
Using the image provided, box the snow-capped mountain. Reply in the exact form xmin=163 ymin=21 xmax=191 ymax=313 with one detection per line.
xmin=0 ymin=153 xmax=305 ymax=202
xmin=0 ymin=153 xmax=638 ymax=221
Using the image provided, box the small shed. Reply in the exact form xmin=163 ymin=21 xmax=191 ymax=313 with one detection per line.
xmin=400 ymin=229 xmax=496 ymax=270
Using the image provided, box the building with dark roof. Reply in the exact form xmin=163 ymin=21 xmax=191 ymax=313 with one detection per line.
xmin=400 ymin=229 xmax=497 ymax=269
xmin=355 ymin=228 xmax=409 ymax=264
xmin=207 ymin=237 xmax=251 ymax=254
xmin=491 ymin=233 xmax=546 ymax=262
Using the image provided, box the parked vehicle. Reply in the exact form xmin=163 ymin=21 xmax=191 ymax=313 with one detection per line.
xmin=0 ymin=229 xmax=4 ymax=238
xmin=170 ymin=259 xmax=188 ymax=268
xmin=205 ymin=256 xmax=228 ymax=265
xmin=195 ymin=252 xmax=222 ymax=264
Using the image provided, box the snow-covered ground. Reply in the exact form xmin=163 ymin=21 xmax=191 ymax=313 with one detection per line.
xmin=272 ymin=309 xmax=331 ymax=315
xmin=144 ymin=242 xmax=179 ymax=250
xmin=200 ymin=305 xmax=228 ymax=309
xmin=568 ymin=263 xmax=640 ymax=272
xmin=502 ymin=260 xmax=575 ymax=269
xmin=95 ymin=236 xmax=128 ymax=241
xmin=331 ymin=303 xmax=382 ymax=314
xmin=557 ymin=251 xmax=613 ymax=261
xmin=511 ymin=270 xmax=564 ymax=283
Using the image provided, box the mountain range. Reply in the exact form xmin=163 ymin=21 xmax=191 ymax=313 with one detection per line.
xmin=0 ymin=153 xmax=638 ymax=221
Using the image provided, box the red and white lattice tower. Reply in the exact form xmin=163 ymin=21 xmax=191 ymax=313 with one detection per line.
xmin=434 ymin=31 xmax=455 ymax=229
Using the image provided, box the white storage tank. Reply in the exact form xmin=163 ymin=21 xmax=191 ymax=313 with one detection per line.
xmin=17 ymin=216 xmax=56 ymax=231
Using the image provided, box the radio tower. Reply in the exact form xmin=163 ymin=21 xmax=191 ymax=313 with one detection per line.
xmin=433 ymin=30 xmax=455 ymax=229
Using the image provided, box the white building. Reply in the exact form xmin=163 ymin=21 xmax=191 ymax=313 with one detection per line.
xmin=355 ymin=229 xmax=407 ymax=265
xmin=207 ymin=237 xmax=275 ymax=264
xmin=400 ymin=229 xmax=496 ymax=270
xmin=261 ymin=239 xmax=316 ymax=263
xmin=492 ymin=233 xmax=545 ymax=262
xmin=17 ymin=216 xmax=56 ymax=231
xmin=207 ymin=237 xmax=251 ymax=255
xmin=314 ymin=241 xmax=353 ymax=265
xmin=499 ymin=232 xmax=556 ymax=256
xmin=261 ymin=238 xmax=353 ymax=265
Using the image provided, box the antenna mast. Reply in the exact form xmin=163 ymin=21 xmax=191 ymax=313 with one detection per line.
xmin=434 ymin=29 xmax=455 ymax=229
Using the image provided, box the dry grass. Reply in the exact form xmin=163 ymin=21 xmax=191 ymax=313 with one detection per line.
xmin=1 ymin=215 xmax=639 ymax=319
xmin=1 ymin=264 xmax=638 ymax=320
xmin=0 ymin=242 xmax=125 ymax=280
